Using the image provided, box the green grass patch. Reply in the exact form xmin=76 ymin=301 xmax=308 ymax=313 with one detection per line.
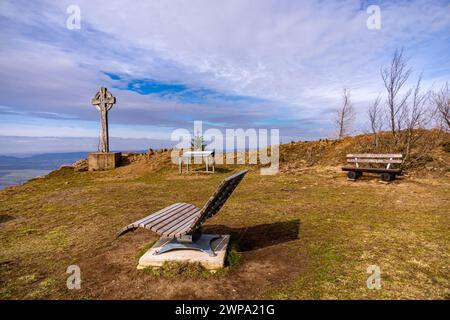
xmin=143 ymin=261 xmax=211 ymax=279
xmin=17 ymin=274 xmax=36 ymax=283
xmin=225 ymin=239 xmax=242 ymax=268
xmin=39 ymin=277 xmax=56 ymax=289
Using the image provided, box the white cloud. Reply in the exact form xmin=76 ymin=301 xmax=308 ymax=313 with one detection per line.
xmin=0 ymin=0 xmax=449 ymax=154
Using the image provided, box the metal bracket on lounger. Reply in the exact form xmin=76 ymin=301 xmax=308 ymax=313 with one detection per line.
xmin=153 ymin=234 xmax=220 ymax=257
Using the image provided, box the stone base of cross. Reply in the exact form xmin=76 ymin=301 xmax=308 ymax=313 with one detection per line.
xmin=88 ymin=152 xmax=121 ymax=171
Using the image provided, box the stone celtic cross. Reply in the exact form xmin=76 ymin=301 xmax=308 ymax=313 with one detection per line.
xmin=91 ymin=87 xmax=116 ymax=153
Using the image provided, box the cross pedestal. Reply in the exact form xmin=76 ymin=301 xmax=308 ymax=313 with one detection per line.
xmin=88 ymin=152 xmax=121 ymax=171
xmin=88 ymin=87 xmax=121 ymax=171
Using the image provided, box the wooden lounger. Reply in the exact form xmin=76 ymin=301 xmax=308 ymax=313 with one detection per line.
xmin=117 ymin=170 xmax=248 ymax=256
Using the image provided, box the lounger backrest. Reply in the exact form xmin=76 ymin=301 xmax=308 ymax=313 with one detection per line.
xmin=190 ymin=170 xmax=248 ymax=229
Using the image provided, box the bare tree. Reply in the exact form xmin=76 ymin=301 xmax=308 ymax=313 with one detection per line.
xmin=432 ymin=82 xmax=450 ymax=130
xmin=368 ymin=95 xmax=383 ymax=147
xmin=335 ymin=88 xmax=355 ymax=139
xmin=402 ymin=75 xmax=430 ymax=160
xmin=381 ymin=49 xmax=412 ymax=137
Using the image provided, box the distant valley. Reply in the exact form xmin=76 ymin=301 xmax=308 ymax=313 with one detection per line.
xmin=0 ymin=152 xmax=88 ymax=189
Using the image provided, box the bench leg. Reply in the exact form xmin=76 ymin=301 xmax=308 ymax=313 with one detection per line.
xmin=381 ymin=173 xmax=395 ymax=181
xmin=347 ymin=171 xmax=359 ymax=180
xmin=153 ymin=234 xmax=220 ymax=257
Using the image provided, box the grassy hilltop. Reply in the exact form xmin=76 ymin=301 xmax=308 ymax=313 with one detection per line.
xmin=0 ymin=132 xmax=449 ymax=299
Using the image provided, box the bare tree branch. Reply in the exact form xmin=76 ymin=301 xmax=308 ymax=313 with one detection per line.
xmin=403 ymin=74 xmax=430 ymax=160
xmin=368 ymin=95 xmax=383 ymax=147
xmin=335 ymin=88 xmax=355 ymax=139
xmin=381 ymin=48 xmax=412 ymax=137
xmin=432 ymin=82 xmax=450 ymax=130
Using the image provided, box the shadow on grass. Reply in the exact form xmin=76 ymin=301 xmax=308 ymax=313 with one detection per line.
xmin=137 ymin=221 xmax=299 ymax=279
xmin=0 ymin=214 xmax=14 ymax=224
xmin=187 ymin=166 xmax=233 ymax=174
xmin=205 ymin=219 xmax=300 ymax=252
xmin=212 ymin=167 xmax=234 ymax=174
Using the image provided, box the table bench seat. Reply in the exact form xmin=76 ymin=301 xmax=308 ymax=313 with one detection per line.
xmin=341 ymin=167 xmax=401 ymax=174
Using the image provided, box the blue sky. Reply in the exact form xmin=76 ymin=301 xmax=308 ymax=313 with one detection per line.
xmin=0 ymin=0 xmax=449 ymax=154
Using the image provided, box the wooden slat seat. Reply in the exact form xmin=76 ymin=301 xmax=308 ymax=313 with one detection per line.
xmin=117 ymin=203 xmax=201 ymax=237
xmin=341 ymin=166 xmax=401 ymax=174
xmin=117 ymin=170 xmax=248 ymax=239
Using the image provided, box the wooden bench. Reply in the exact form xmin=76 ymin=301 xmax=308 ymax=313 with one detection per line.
xmin=117 ymin=170 xmax=248 ymax=256
xmin=341 ymin=154 xmax=403 ymax=181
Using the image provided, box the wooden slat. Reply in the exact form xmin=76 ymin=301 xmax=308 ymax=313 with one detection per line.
xmin=133 ymin=203 xmax=185 ymax=227
xmin=117 ymin=203 xmax=198 ymax=238
xmin=147 ymin=204 xmax=197 ymax=230
xmin=342 ymin=167 xmax=401 ymax=173
xmin=164 ymin=214 xmax=199 ymax=237
xmin=142 ymin=203 xmax=195 ymax=228
xmin=159 ymin=212 xmax=199 ymax=236
xmin=170 ymin=215 xmax=199 ymax=237
xmin=117 ymin=203 xmax=187 ymax=236
xmin=151 ymin=206 xmax=200 ymax=233
xmin=224 ymin=170 xmax=248 ymax=181
xmin=347 ymin=159 xmax=403 ymax=164
xmin=346 ymin=154 xmax=402 ymax=158
xmin=116 ymin=225 xmax=137 ymax=237
xmin=139 ymin=208 xmax=184 ymax=229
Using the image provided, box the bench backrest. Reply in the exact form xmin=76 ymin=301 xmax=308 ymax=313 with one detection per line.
xmin=190 ymin=170 xmax=248 ymax=229
xmin=346 ymin=154 xmax=403 ymax=170
xmin=346 ymin=154 xmax=403 ymax=164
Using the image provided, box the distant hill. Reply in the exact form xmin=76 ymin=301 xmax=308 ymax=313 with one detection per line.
xmin=0 ymin=152 xmax=89 ymax=170
xmin=279 ymin=129 xmax=450 ymax=176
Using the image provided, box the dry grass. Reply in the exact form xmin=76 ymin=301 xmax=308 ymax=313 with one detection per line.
xmin=0 ymin=149 xmax=449 ymax=299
